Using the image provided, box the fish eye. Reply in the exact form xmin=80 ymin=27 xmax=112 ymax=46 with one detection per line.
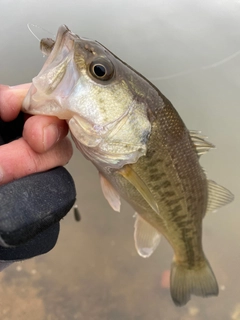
xmin=89 ymin=58 xmax=114 ymax=81
xmin=93 ymin=64 xmax=106 ymax=77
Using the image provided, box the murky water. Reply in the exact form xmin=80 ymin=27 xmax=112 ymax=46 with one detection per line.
xmin=1 ymin=0 xmax=240 ymax=319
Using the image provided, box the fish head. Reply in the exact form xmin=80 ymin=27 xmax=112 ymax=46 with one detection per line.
xmin=22 ymin=25 xmax=151 ymax=169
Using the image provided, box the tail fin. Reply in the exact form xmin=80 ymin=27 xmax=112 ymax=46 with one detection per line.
xmin=170 ymin=258 xmax=219 ymax=306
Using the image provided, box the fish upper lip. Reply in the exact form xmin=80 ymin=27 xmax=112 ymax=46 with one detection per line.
xmin=40 ymin=25 xmax=78 ymax=63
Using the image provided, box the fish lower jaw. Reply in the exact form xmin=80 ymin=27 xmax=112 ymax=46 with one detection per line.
xmin=22 ymin=97 xmax=73 ymax=120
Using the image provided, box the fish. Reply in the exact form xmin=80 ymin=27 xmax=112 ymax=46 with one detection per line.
xmin=22 ymin=25 xmax=234 ymax=306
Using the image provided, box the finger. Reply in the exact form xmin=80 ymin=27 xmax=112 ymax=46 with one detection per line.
xmin=0 ymin=84 xmax=31 ymax=121
xmin=0 ymin=137 xmax=73 ymax=186
xmin=23 ymin=115 xmax=69 ymax=153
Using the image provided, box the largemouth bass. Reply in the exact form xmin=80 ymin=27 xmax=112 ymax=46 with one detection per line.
xmin=22 ymin=25 xmax=234 ymax=306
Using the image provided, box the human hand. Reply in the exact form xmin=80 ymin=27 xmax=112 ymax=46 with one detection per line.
xmin=0 ymin=84 xmax=76 ymax=266
xmin=0 ymin=83 xmax=73 ymax=185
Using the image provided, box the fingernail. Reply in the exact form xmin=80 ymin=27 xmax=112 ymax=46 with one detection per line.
xmin=8 ymin=83 xmax=31 ymax=90
xmin=43 ymin=124 xmax=60 ymax=151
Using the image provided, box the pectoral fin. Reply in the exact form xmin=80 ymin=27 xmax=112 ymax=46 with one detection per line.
xmin=99 ymin=174 xmax=121 ymax=212
xmin=118 ymin=165 xmax=160 ymax=215
xmin=206 ymin=179 xmax=234 ymax=214
xmin=134 ymin=213 xmax=161 ymax=258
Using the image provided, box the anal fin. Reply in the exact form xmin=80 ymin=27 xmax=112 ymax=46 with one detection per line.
xmin=134 ymin=213 xmax=161 ymax=258
xmin=99 ymin=174 xmax=121 ymax=212
xmin=118 ymin=165 xmax=160 ymax=215
xmin=207 ymin=179 xmax=234 ymax=213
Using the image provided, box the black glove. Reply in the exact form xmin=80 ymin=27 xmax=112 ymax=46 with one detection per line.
xmin=0 ymin=112 xmax=76 ymax=264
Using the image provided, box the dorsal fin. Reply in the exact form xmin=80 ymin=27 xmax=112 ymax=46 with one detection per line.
xmin=189 ymin=130 xmax=215 ymax=156
xmin=207 ymin=179 xmax=234 ymax=213
xmin=118 ymin=165 xmax=160 ymax=215
xmin=134 ymin=213 xmax=161 ymax=258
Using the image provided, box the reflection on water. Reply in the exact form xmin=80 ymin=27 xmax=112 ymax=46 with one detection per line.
xmin=1 ymin=0 xmax=240 ymax=319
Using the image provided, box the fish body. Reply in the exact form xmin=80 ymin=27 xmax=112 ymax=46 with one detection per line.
xmin=22 ymin=25 xmax=234 ymax=306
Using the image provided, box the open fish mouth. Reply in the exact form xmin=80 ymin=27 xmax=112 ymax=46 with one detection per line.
xmin=38 ymin=24 xmax=80 ymax=93
xmin=40 ymin=25 xmax=79 ymax=59
xmin=22 ymin=25 xmax=83 ymax=119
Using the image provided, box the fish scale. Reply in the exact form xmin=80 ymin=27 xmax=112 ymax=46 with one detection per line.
xmin=22 ymin=25 xmax=234 ymax=306
xmin=129 ymin=107 xmax=205 ymax=258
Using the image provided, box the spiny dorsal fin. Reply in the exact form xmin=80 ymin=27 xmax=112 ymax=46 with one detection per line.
xmin=118 ymin=165 xmax=160 ymax=215
xmin=207 ymin=179 xmax=234 ymax=213
xmin=189 ymin=130 xmax=215 ymax=156
xmin=99 ymin=173 xmax=121 ymax=212
xmin=134 ymin=213 xmax=161 ymax=258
